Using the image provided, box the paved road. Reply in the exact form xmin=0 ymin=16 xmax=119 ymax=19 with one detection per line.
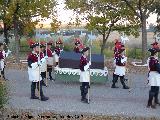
xmin=4 ymin=69 xmax=160 ymax=118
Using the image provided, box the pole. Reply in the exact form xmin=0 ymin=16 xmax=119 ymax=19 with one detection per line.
xmin=87 ymin=31 xmax=92 ymax=104
xmin=38 ymin=29 xmax=41 ymax=99
xmin=45 ymin=38 xmax=48 ymax=86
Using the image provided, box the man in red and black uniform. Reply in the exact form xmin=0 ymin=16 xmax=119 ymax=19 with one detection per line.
xmin=27 ymin=42 xmax=49 ymax=101
xmin=151 ymin=41 xmax=159 ymax=49
xmin=0 ymin=43 xmax=5 ymax=79
xmin=0 ymin=42 xmax=11 ymax=80
xmin=46 ymin=41 xmax=54 ymax=80
xmin=54 ymin=38 xmax=63 ymax=66
xmin=79 ymin=47 xmax=91 ymax=103
xmin=113 ymin=39 xmax=121 ymax=55
xmin=40 ymin=42 xmax=47 ymax=86
xmin=111 ymin=44 xmax=129 ymax=89
xmin=73 ymin=39 xmax=81 ymax=53
xmin=147 ymin=46 xmax=160 ymax=109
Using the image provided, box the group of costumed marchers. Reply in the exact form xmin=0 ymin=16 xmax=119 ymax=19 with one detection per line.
xmin=27 ymin=38 xmax=63 ymax=101
xmin=19 ymin=37 xmax=160 ymax=106
xmin=2 ymin=36 xmax=160 ymax=107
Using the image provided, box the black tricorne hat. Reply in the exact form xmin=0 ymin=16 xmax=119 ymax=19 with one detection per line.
xmin=31 ymin=43 xmax=40 ymax=48
xmin=148 ymin=48 xmax=160 ymax=55
xmin=81 ymin=47 xmax=90 ymax=53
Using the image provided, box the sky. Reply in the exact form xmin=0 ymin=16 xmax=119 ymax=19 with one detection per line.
xmin=42 ymin=0 xmax=157 ymax=27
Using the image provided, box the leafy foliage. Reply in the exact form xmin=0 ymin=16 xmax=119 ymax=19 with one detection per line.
xmin=50 ymin=18 xmax=61 ymax=33
xmin=0 ymin=82 xmax=8 ymax=108
xmin=65 ymin=0 xmax=140 ymax=54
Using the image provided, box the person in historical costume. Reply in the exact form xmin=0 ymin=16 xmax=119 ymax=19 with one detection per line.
xmin=73 ymin=39 xmax=81 ymax=53
xmin=54 ymin=38 xmax=63 ymax=67
xmin=45 ymin=41 xmax=55 ymax=81
xmin=151 ymin=41 xmax=159 ymax=49
xmin=0 ymin=42 xmax=11 ymax=80
xmin=79 ymin=47 xmax=91 ymax=103
xmin=147 ymin=46 xmax=160 ymax=109
xmin=40 ymin=42 xmax=47 ymax=86
xmin=27 ymin=42 xmax=49 ymax=101
xmin=111 ymin=44 xmax=129 ymax=89
xmin=113 ymin=39 xmax=122 ymax=55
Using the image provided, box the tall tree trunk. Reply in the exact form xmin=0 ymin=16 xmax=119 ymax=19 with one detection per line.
xmin=141 ymin=17 xmax=147 ymax=64
xmin=101 ymin=34 xmax=106 ymax=55
xmin=3 ymin=22 xmax=9 ymax=45
xmin=14 ymin=18 xmax=20 ymax=63
xmin=100 ymin=28 xmax=111 ymax=55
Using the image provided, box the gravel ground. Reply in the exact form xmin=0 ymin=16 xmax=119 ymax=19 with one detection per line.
xmin=2 ymin=69 xmax=160 ymax=119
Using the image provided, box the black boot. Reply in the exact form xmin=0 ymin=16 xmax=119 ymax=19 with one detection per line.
xmin=37 ymin=81 xmax=49 ymax=101
xmin=120 ymin=76 xmax=129 ymax=89
xmin=80 ymin=86 xmax=88 ymax=103
xmin=1 ymin=70 xmax=7 ymax=80
xmin=147 ymin=90 xmax=156 ymax=109
xmin=80 ymin=86 xmax=84 ymax=101
xmin=111 ymin=74 xmax=119 ymax=88
xmin=49 ymin=72 xmax=54 ymax=81
xmin=41 ymin=80 xmax=47 ymax=87
xmin=30 ymin=82 xmax=39 ymax=99
xmin=82 ymin=86 xmax=89 ymax=103
xmin=41 ymin=95 xmax=49 ymax=101
xmin=155 ymin=87 xmax=160 ymax=106
xmin=41 ymin=72 xmax=46 ymax=79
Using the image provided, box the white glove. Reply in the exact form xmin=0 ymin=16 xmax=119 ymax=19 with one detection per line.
xmin=60 ymin=49 xmax=63 ymax=52
xmin=44 ymin=56 xmax=48 ymax=59
xmin=5 ymin=53 xmax=9 ymax=57
xmin=84 ymin=64 xmax=89 ymax=71
xmin=121 ymin=57 xmax=127 ymax=63
xmin=5 ymin=50 xmax=12 ymax=57
xmin=37 ymin=61 xmax=42 ymax=66
xmin=88 ymin=61 xmax=91 ymax=65
xmin=7 ymin=49 xmax=12 ymax=54
xmin=31 ymin=62 xmax=39 ymax=69
xmin=52 ymin=52 xmax=55 ymax=56
xmin=41 ymin=58 xmax=46 ymax=63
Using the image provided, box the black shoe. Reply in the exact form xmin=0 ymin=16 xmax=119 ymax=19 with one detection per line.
xmin=123 ymin=85 xmax=129 ymax=89
xmin=81 ymin=98 xmax=88 ymax=103
xmin=124 ymin=78 xmax=128 ymax=81
xmin=49 ymin=77 xmax=55 ymax=81
xmin=30 ymin=96 xmax=39 ymax=99
xmin=41 ymin=80 xmax=47 ymax=87
xmin=41 ymin=96 xmax=49 ymax=101
xmin=155 ymin=102 xmax=160 ymax=106
xmin=81 ymin=98 xmax=90 ymax=103
xmin=147 ymin=104 xmax=156 ymax=109
xmin=111 ymin=85 xmax=119 ymax=88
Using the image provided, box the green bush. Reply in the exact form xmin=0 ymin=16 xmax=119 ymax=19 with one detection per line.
xmin=63 ymin=43 xmax=74 ymax=51
xmin=126 ymin=48 xmax=150 ymax=59
xmin=0 ymin=83 xmax=8 ymax=108
xmin=104 ymin=49 xmax=114 ymax=58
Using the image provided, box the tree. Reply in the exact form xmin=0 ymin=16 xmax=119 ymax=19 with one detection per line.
xmin=151 ymin=3 xmax=160 ymax=33
xmin=65 ymin=0 xmax=140 ymax=55
xmin=50 ymin=18 xmax=61 ymax=33
xmin=121 ymin=0 xmax=159 ymax=63
xmin=0 ymin=0 xmax=57 ymax=62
